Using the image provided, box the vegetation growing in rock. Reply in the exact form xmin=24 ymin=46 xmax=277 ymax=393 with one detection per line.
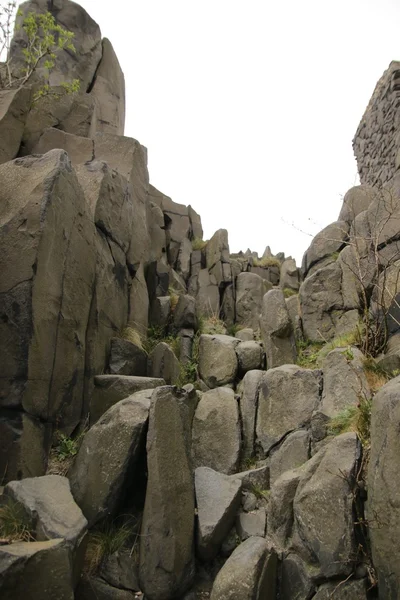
xmin=296 ymin=339 xmax=324 ymax=369
xmin=0 ymin=500 xmax=34 ymax=543
xmin=253 ymin=256 xmax=281 ymax=268
xmin=120 ymin=326 xmax=144 ymax=349
xmin=84 ymin=516 xmax=139 ymax=573
xmin=283 ymin=288 xmax=297 ymax=298
xmin=191 ymin=237 xmax=207 ymax=251
xmin=0 ymin=2 xmax=80 ymax=100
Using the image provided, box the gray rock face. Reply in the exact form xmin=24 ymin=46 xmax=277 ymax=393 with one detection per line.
xmin=256 ymin=366 xmax=321 ymax=456
xmin=338 ymin=185 xmax=376 ymax=223
xmin=206 ymin=229 xmax=231 ymax=286
xmin=147 ymin=342 xmax=181 ymax=385
xmin=5 ymin=475 xmax=87 ymax=549
xmin=268 ymin=467 xmax=303 ymax=549
xmin=235 ymin=328 xmax=255 ymax=341
xmin=320 ymin=347 xmax=370 ymax=418
xmin=368 ymin=376 xmax=400 ymax=600
xmin=279 ymin=553 xmax=315 ymax=600
xmin=302 ymin=221 xmax=348 ymax=278
xmin=192 ymin=387 xmax=241 ymax=474
xmin=239 ymin=370 xmax=264 ymax=460
xmin=235 ymin=272 xmax=265 ymax=330
xmin=0 ymin=539 xmax=74 ymax=600
xmin=234 ymin=465 xmax=270 ymax=492
xmin=292 ymin=433 xmax=360 ymax=578
xmin=285 ymin=294 xmax=302 ymax=341
xmin=195 ymin=467 xmax=242 ymax=560
xmin=198 ymin=334 xmax=239 ymax=388
xmin=69 ymin=395 xmax=149 ymax=526
xmin=280 ymin=258 xmax=300 ymax=291
xmin=76 ymin=575 xmax=136 ymax=599
xmin=193 ymin=269 xmax=220 ymax=318
xmin=91 ymin=375 xmax=164 ymax=423
xmin=313 ymin=580 xmax=367 ymax=599
xmin=236 ymin=341 xmax=264 ymax=373
xmin=236 ymin=509 xmax=266 ymax=540
xmin=210 ymin=537 xmax=277 ymax=600
xmin=270 ymin=430 xmax=310 ymax=485
xmin=261 ymin=289 xmax=297 ymax=369
xmin=109 ymin=337 xmax=147 ymax=376
xmin=173 ymin=295 xmax=197 ymax=330
xmin=140 ymin=387 xmax=195 ymax=600
xmin=0 ymin=87 xmax=31 ymax=164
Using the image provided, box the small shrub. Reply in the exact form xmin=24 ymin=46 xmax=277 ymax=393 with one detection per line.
xmin=56 ymin=434 xmax=78 ymax=461
xmin=0 ymin=501 xmax=34 ymax=543
xmin=253 ymin=256 xmax=281 ymax=268
xmin=191 ymin=238 xmax=208 ymax=251
xmin=84 ymin=517 xmax=138 ymax=574
xmin=283 ymin=288 xmax=297 ymax=298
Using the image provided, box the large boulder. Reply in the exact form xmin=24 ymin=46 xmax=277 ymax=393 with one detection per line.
xmin=195 ymin=467 xmax=242 ymax=560
xmin=260 ymin=289 xmax=297 ymax=369
xmin=269 ymin=429 xmax=310 ymax=485
xmin=108 ymin=337 xmax=147 ymax=376
xmin=280 ymin=258 xmax=300 ymax=291
xmin=238 ymin=370 xmax=264 ymax=460
xmin=147 ymin=342 xmax=181 ymax=385
xmin=210 ymin=537 xmax=277 ymax=600
xmin=268 ymin=466 xmax=303 ymax=549
xmin=338 ymin=185 xmax=376 ymax=223
xmin=140 ymin=387 xmax=195 ymax=599
xmin=301 ymin=221 xmax=348 ymax=278
xmin=69 ymin=394 xmax=149 ymax=526
xmin=313 ymin=580 xmax=367 ymax=599
xmin=0 ymin=87 xmax=31 ymax=164
xmin=205 ymin=229 xmax=231 ymax=286
xmin=192 ymin=387 xmax=241 ymax=474
xmin=368 ymin=376 xmax=400 ymax=599
xmin=236 ymin=341 xmax=264 ymax=373
xmin=198 ymin=334 xmax=239 ymax=388
xmin=235 ymin=272 xmax=265 ymax=330
xmin=256 ymin=366 xmax=321 ymax=456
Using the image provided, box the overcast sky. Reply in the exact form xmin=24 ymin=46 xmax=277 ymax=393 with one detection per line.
xmin=79 ymin=0 xmax=400 ymax=264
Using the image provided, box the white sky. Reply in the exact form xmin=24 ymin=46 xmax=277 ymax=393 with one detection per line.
xmin=79 ymin=0 xmax=400 ymax=264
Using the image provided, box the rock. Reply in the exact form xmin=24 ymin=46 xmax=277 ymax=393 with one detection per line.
xmin=299 ymin=261 xmax=344 ymax=342
xmin=206 ymin=229 xmax=230 ymax=286
xmin=236 ymin=509 xmax=266 ymax=540
xmin=0 ymin=150 xmax=96 ymax=432
xmin=126 ymin=259 xmax=149 ymax=339
xmin=149 ymin=296 xmax=171 ymax=331
xmin=193 ymin=269 xmax=220 ymax=317
xmin=285 ymin=294 xmax=302 ymax=341
xmin=302 ymin=221 xmax=348 ymax=278
xmin=236 ymin=341 xmax=264 ymax=373
xmin=368 ymin=376 xmax=400 ymax=599
xmin=90 ymin=38 xmax=125 ymax=136
xmin=188 ymin=205 xmax=203 ymax=239
xmin=69 ymin=395 xmax=149 ymax=526
xmin=179 ymin=328 xmax=195 ymax=365
xmin=234 ymin=465 xmax=270 ymax=492
xmin=210 ymin=537 xmax=277 ymax=600
xmin=75 ymin=575 xmax=136 ymax=599
xmin=270 ymin=429 xmax=310 ymax=485
xmin=268 ymin=467 xmax=303 ymax=549
xmin=140 ymin=387 xmax=195 ymax=599
xmin=235 ymin=328 xmax=255 ymax=341
xmin=0 ymin=87 xmax=31 ymax=165
xmin=173 ymin=295 xmax=197 ymax=330
xmin=313 ymin=580 xmax=367 ymax=599
xmin=198 ymin=334 xmax=239 ymax=388
xmin=260 ymin=289 xmax=297 ymax=369
xmin=192 ymin=387 xmax=241 ymax=474
xmin=256 ymin=366 xmax=321 ymax=456
xmin=320 ymin=347 xmax=370 ymax=418
xmin=176 ymin=238 xmax=193 ymax=280
xmin=292 ymin=433 xmax=360 ymax=578
xmin=279 ymin=553 xmax=315 ymax=600
xmin=221 ymin=528 xmax=239 ymax=557
xmin=338 ymin=185 xmax=376 ymax=223
xmin=109 ymin=337 xmax=147 ymax=376
xmin=280 ymin=258 xmax=300 ymax=291
xmin=147 ymin=200 xmax=166 ymax=263
xmin=235 ymin=272 xmax=265 ymax=330
xmin=221 ymin=283 xmax=236 ymax=326
xmin=242 ymin=492 xmax=258 ymax=512
xmin=147 ymin=342 xmax=181 ymax=385
xmin=33 ymin=127 xmax=93 ymax=166
xmin=195 ymin=466 xmax=242 ymax=560
xmin=0 ymin=539 xmax=74 ymax=599
xmin=99 ymin=550 xmax=140 ymax=592
xmin=5 ymin=475 xmax=87 ymax=549
xmin=239 ymin=370 xmax=264 ymax=460
xmin=91 ymin=375 xmax=164 ymax=423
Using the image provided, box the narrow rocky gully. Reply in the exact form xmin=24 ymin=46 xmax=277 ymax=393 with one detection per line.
xmin=1 ymin=1 xmax=400 ymax=599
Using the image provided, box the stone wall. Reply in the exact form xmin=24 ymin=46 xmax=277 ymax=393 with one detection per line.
xmin=353 ymin=60 xmax=400 ymax=187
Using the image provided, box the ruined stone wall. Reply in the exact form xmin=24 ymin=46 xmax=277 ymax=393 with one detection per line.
xmin=353 ymin=60 xmax=400 ymax=187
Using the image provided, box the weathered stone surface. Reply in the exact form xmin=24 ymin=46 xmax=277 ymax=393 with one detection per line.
xmin=5 ymin=475 xmax=87 ymax=548
xmin=192 ymin=387 xmax=241 ymax=474
xmin=0 ymin=150 xmax=96 ymax=430
xmin=302 ymin=221 xmax=348 ymax=278
xmin=235 ymin=272 xmax=265 ymax=330
xmin=280 ymin=258 xmax=300 ymax=291
xmin=76 ymin=575 xmax=135 ymax=599
xmin=206 ymin=229 xmax=230 ymax=286
xmin=279 ymin=553 xmax=315 ymax=600
xmin=91 ymin=375 xmax=164 ymax=423
xmin=188 ymin=205 xmax=203 ymax=239
xmin=109 ymin=337 xmax=147 ymax=376
xmin=313 ymin=580 xmax=367 ymax=599
xmin=0 ymin=539 xmax=74 ymax=600
xmin=261 ymin=289 xmax=297 ymax=369
xmin=198 ymin=334 xmax=239 ymax=388
xmin=0 ymin=87 xmax=31 ymax=164
xmin=173 ymin=295 xmax=197 ymax=330
xmin=99 ymin=551 xmax=140 ymax=593
xmin=270 ymin=430 xmax=310 ymax=485
xmin=149 ymin=296 xmax=171 ymax=331
xmin=368 ymin=376 xmax=400 ymax=600
xmin=371 ymin=260 xmax=400 ymax=339
xmin=292 ymin=433 xmax=360 ymax=578
xmin=210 ymin=537 xmax=277 ymax=600
xmin=69 ymin=395 xmax=148 ymax=526
xmin=235 ymin=328 xmax=255 ymax=341
xmin=140 ymin=387 xmax=195 ymax=599
xmin=320 ymin=347 xmax=370 ymax=418
xmin=0 ymin=411 xmax=49 ymax=482
xmin=300 ymin=261 xmax=344 ymax=342
xmin=193 ymin=269 xmax=220 ymax=317
xmin=32 ymin=127 xmax=93 ymax=165
xmin=195 ymin=467 xmax=242 ymax=560
xmin=256 ymin=366 xmax=321 ymax=456
xmin=236 ymin=341 xmax=263 ymax=373
xmin=338 ymin=185 xmax=376 ymax=223
xmin=147 ymin=342 xmax=181 ymax=385
xmin=285 ymin=294 xmax=302 ymax=341
xmin=239 ymin=370 xmax=264 ymax=460
xmin=268 ymin=467 xmax=303 ymax=549
xmin=234 ymin=464 xmax=270 ymax=492
xmin=176 ymin=238 xmax=192 ymax=280
xmin=236 ymin=509 xmax=266 ymax=540
xmin=221 ymin=283 xmax=236 ymax=326
xmin=90 ymin=38 xmax=125 ymax=136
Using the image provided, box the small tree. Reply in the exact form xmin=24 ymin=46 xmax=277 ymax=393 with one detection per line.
xmin=0 ymin=1 xmax=80 ymax=101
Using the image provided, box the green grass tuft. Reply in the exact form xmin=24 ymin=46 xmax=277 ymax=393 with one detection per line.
xmin=296 ymin=339 xmax=325 ymax=369
xmin=283 ymin=288 xmax=298 ymax=298
xmin=191 ymin=238 xmax=208 ymax=251
xmin=253 ymin=256 xmax=281 ymax=268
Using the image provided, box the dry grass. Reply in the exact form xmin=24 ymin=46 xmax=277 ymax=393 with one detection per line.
xmin=84 ymin=517 xmax=139 ymax=574
xmin=120 ymin=327 xmax=143 ymax=349
xmin=191 ymin=238 xmax=208 ymax=251
xmin=0 ymin=501 xmax=35 ymax=543
xmin=362 ymin=357 xmax=389 ymax=394
xmin=328 ymin=395 xmax=372 ymax=448
xmin=253 ymin=256 xmax=281 ymax=268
